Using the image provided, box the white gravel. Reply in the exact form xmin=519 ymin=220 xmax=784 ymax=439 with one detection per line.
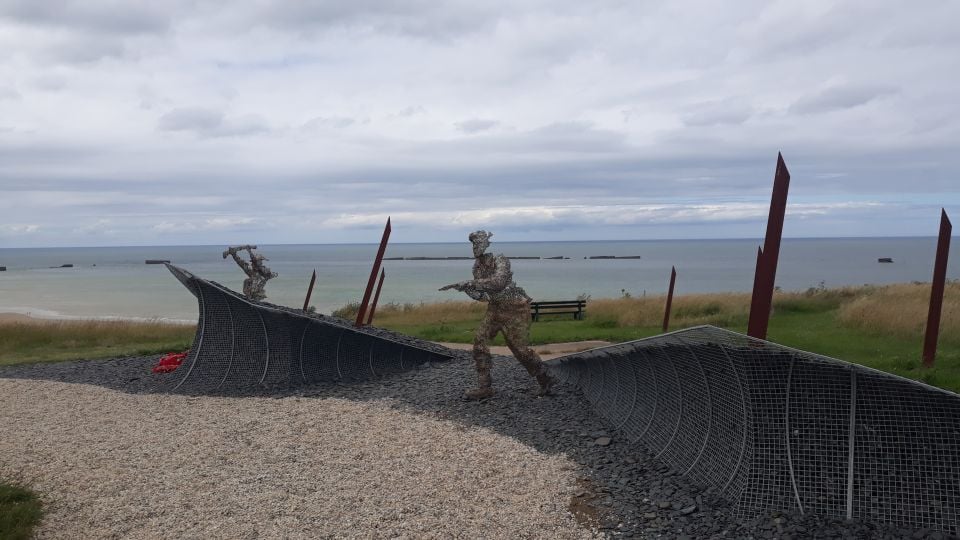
xmin=0 ymin=379 xmax=593 ymax=539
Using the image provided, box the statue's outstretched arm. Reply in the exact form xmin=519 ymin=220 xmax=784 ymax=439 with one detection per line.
xmin=224 ymin=248 xmax=254 ymax=276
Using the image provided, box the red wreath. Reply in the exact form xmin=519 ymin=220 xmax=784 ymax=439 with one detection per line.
xmin=152 ymin=352 xmax=187 ymax=373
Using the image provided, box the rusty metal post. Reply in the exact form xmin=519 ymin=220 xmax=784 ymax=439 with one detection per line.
xmin=922 ymin=209 xmax=952 ymax=368
xmin=366 ymin=269 xmax=386 ymax=326
xmin=747 ymin=153 xmax=791 ymax=340
xmin=302 ymin=269 xmax=317 ymax=312
xmin=355 ymin=217 xmax=392 ymax=327
xmin=662 ymin=266 xmax=677 ymax=332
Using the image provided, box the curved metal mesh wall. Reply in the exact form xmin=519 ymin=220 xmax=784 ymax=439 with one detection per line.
xmin=547 ymin=325 xmax=960 ymax=534
xmin=158 ymin=265 xmax=453 ymax=393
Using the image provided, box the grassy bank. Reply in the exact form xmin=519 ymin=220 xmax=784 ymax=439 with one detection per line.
xmin=0 ymin=319 xmax=195 ymax=366
xmin=349 ymin=282 xmax=960 ymax=392
xmin=1 ymin=282 xmax=957 ymax=392
xmin=0 ymin=481 xmax=43 ymax=540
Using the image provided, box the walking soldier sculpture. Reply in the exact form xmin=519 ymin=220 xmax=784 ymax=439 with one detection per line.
xmin=222 ymin=245 xmax=277 ymax=301
xmin=440 ymin=230 xmax=554 ymax=400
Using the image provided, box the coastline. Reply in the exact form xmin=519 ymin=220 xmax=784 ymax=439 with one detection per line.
xmin=0 ymin=310 xmax=196 ymax=325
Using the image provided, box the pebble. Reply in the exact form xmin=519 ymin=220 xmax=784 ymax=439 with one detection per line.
xmin=1 ymin=348 xmax=953 ymax=539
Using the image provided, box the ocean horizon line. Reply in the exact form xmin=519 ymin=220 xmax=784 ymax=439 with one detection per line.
xmin=0 ymin=234 xmax=950 ymax=251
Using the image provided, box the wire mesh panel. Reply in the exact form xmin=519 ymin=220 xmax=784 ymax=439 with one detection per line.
xmin=735 ymin=345 xmax=794 ymax=516
xmin=643 ymin=345 xmax=683 ymax=456
xmin=219 ymin=293 xmax=269 ymax=389
xmin=336 ymin=331 xmax=371 ymax=381
xmin=547 ymin=325 xmax=960 ymax=535
xmin=657 ymin=340 xmax=711 ymax=474
xmin=177 ymin=286 xmax=235 ymax=392
xmin=853 ymin=368 xmax=960 ymax=532
xmin=158 ymin=265 xmax=453 ymax=393
xmin=679 ymin=339 xmax=748 ymax=497
xmin=260 ymin=310 xmax=304 ymax=386
xmin=788 ymin=359 xmax=851 ymax=517
xmin=370 ymin=340 xmax=405 ymax=377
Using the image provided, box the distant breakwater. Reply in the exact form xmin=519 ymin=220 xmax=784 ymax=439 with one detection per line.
xmin=384 ymin=255 xmax=642 ymax=261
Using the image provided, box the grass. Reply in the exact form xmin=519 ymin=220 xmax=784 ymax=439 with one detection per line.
xmin=1 ymin=282 xmax=958 ymax=392
xmin=0 ymin=480 xmax=43 ymax=540
xmin=359 ymin=284 xmax=960 ymax=393
xmin=0 ymin=318 xmax=195 ymax=366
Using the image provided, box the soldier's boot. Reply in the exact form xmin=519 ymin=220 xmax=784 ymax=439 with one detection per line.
xmin=534 ymin=369 xmax=555 ymax=397
xmin=464 ymin=369 xmax=495 ymax=400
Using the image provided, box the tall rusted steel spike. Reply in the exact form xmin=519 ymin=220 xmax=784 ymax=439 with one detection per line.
xmin=662 ymin=266 xmax=677 ymax=332
xmin=355 ymin=217 xmax=392 ymax=327
xmin=922 ymin=209 xmax=952 ymax=368
xmin=366 ymin=269 xmax=386 ymax=326
xmin=302 ymin=269 xmax=317 ymax=312
xmin=748 ymin=153 xmax=791 ymax=340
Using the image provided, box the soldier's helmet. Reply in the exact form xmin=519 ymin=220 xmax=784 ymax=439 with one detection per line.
xmin=468 ymin=230 xmax=492 ymax=244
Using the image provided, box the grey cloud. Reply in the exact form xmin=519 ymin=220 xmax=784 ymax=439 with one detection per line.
xmin=250 ymin=0 xmax=501 ymax=40
xmin=158 ymin=107 xmax=269 ymax=138
xmin=42 ymin=34 xmax=128 ymax=64
xmin=682 ymin=100 xmax=753 ymax=126
xmin=31 ymin=74 xmax=67 ymax=91
xmin=0 ymin=85 xmax=19 ymax=100
xmin=302 ymin=116 xmax=356 ymax=130
xmin=1 ymin=0 xmax=171 ymax=35
xmin=395 ymin=106 xmax=426 ymax=117
xmin=790 ymin=84 xmax=898 ymax=114
xmin=455 ymin=119 xmax=499 ymax=133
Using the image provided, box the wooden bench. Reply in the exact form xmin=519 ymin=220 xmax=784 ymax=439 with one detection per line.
xmin=530 ymin=300 xmax=586 ymax=321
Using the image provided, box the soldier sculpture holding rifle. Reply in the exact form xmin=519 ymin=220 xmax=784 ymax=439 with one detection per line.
xmin=440 ymin=230 xmax=554 ymax=400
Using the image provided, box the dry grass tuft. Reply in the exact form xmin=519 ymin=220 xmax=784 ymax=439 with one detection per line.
xmin=837 ymin=282 xmax=960 ymax=345
xmin=590 ymin=293 xmax=753 ymax=329
xmin=0 ymin=318 xmax=195 ymax=365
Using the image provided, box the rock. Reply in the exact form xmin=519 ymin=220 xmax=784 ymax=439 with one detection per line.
xmin=642 ymin=512 xmax=658 ymax=520
xmin=658 ymin=501 xmax=672 ymax=509
xmin=680 ymin=505 xmax=697 ymax=515
xmin=594 ymin=437 xmax=612 ymax=446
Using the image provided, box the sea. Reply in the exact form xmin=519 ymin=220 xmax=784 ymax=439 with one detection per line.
xmin=0 ymin=238 xmax=956 ymax=322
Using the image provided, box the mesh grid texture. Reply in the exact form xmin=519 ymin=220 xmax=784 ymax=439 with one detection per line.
xmin=161 ymin=265 xmax=453 ymax=393
xmin=547 ymin=325 xmax=960 ymax=534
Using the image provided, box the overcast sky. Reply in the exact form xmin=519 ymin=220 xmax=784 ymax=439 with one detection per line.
xmin=1 ymin=0 xmax=958 ymax=247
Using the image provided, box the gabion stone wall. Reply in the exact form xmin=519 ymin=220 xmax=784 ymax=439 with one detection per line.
xmin=548 ymin=326 xmax=960 ymax=534
xmin=160 ymin=264 xmax=453 ymax=393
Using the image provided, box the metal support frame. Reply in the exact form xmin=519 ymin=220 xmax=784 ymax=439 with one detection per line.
xmin=748 ymin=153 xmax=791 ymax=340
xmin=355 ymin=217 xmax=392 ymax=327
xmin=366 ymin=269 xmax=386 ymax=326
xmin=303 ymin=269 xmax=316 ymax=312
xmin=663 ymin=266 xmax=677 ymax=332
xmin=923 ymin=209 xmax=952 ymax=368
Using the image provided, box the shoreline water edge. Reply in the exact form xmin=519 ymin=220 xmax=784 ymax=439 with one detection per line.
xmin=0 ymin=238 xmax=956 ymax=321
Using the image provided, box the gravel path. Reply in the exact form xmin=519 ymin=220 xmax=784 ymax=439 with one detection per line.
xmin=1 ymin=378 xmax=589 ymax=539
xmin=1 ymin=353 xmax=948 ymax=539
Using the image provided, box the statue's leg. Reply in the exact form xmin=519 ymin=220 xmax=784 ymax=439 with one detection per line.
xmin=466 ymin=309 xmax=498 ymax=400
xmin=501 ymin=303 xmax=553 ymax=396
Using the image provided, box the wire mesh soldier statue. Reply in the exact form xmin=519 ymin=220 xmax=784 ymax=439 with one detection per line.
xmin=440 ymin=230 xmax=554 ymax=400
xmin=222 ymin=244 xmax=277 ymax=301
